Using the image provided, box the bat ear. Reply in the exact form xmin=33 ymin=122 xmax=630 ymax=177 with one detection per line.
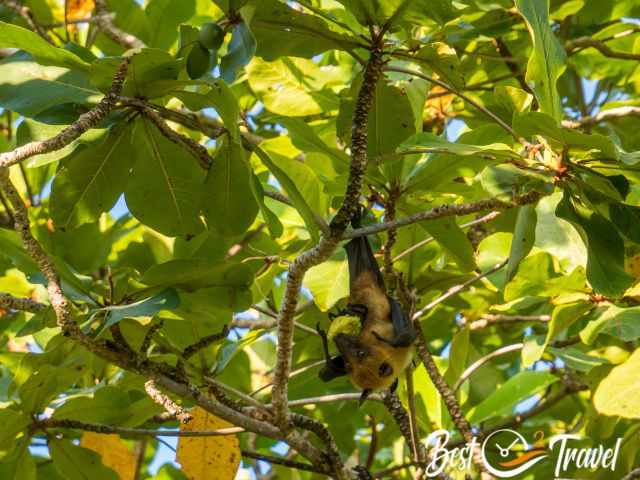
xmin=359 ymin=389 xmax=372 ymax=406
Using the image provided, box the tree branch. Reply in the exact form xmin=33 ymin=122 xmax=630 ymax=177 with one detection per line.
xmin=452 ymin=343 xmax=524 ymax=393
xmin=35 ymin=418 xmax=243 ymax=437
xmin=0 ymin=292 xmax=46 ymax=313
xmin=144 ymin=379 xmax=192 ymax=424
xmin=562 ymin=106 xmax=640 ymax=128
xmin=271 ymin=45 xmax=385 ymax=437
xmin=139 ymin=107 xmax=213 ymax=169
xmin=413 ymin=322 xmax=489 ymax=477
xmin=344 ymin=192 xmax=541 ymax=239
xmin=242 ymin=449 xmax=326 ymax=476
xmin=392 ymin=211 xmax=501 ymax=262
xmin=566 ymin=36 xmax=640 ymax=61
xmin=93 ymin=0 xmax=145 ymax=49
xmin=0 ymin=58 xmax=131 ymax=168
xmin=464 ymin=313 xmax=550 ymax=331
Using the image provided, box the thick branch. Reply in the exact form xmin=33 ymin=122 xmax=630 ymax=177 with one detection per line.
xmin=0 ymin=58 xmax=130 ymax=168
xmin=93 ymin=0 xmax=145 ymax=49
xmin=0 ymin=292 xmax=46 ymax=313
xmin=344 ymin=192 xmax=541 ymax=239
xmin=271 ymin=46 xmax=385 ymax=435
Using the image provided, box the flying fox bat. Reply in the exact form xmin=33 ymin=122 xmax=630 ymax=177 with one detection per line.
xmin=317 ymin=211 xmax=416 ymax=403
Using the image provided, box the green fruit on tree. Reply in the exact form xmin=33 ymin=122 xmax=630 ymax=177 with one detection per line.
xmin=198 ymin=22 xmax=225 ymax=50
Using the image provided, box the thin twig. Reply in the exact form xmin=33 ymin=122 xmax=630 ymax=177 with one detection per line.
xmin=35 ymin=418 xmax=244 ymax=437
xmin=412 ymin=261 xmax=507 ymax=320
xmin=242 ymin=449 xmax=326 ymax=475
xmin=93 ymin=0 xmax=145 ymax=49
xmin=452 ymin=343 xmax=524 ymax=393
xmin=392 ymin=212 xmax=501 ymax=262
xmin=465 ymin=313 xmax=550 ymax=330
xmin=385 ymin=66 xmax=524 ymax=144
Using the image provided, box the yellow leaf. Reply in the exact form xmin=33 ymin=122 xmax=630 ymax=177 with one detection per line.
xmin=80 ymin=432 xmax=137 ymax=480
xmin=177 ymin=407 xmax=240 ymax=480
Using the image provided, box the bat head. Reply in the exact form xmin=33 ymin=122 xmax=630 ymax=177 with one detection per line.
xmin=334 ymin=333 xmax=397 ymax=392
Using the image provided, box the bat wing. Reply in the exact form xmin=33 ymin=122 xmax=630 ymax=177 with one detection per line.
xmin=344 ymin=235 xmax=385 ymax=291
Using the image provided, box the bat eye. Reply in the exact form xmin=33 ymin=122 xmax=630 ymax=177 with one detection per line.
xmin=356 ymin=350 xmax=366 ymax=359
xmin=378 ymin=362 xmax=393 ymax=377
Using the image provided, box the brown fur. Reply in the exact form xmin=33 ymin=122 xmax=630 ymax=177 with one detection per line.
xmin=343 ymin=271 xmax=414 ymax=391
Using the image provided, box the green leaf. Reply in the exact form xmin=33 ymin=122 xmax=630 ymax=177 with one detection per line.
xmin=335 ymin=0 xmax=454 ymax=27
xmin=253 ymin=146 xmax=323 ymax=241
xmin=250 ymin=175 xmax=284 ymax=239
xmin=50 ymin=439 xmax=118 ymax=480
xmin=556 ymin=193 xmax=633 ymax=297
xmin=0 ymin=52 xmax=100 ymax=118
xmin=398 ymin=132 xmax=518 ymax=160
xmin=546 ymin=301 xmax=592 ymax=344
xmin=220 ymin=22 xmax=256 ymax=83
xmin=142 ymin=259 xmax=254 ymax=290
xmin=145 ymin=0 xmax=196 ymax=49
xmin=422 ymin=217 xmax=477 ymax=272
xmin=547 ymin=346 xmax=609 ymax=372
xmin=580 ymin=305 xmax=640 ymax=344
xmin=304 ymin=251 xmax=349 ymax=311
xmin=0 ymin=21 xmax=90 ymax=71
xmin=125 ymin=117 xmax=205 ymax=237
xmin=50 ymin=124 xmax=132 ymax=230
xmin=469 ymin=371 xmax=559 ymax=423
xmin=202 ymin=141 xmax=259 ymax=237
xmin=278 ymin=117 xmax=349 ymax=172
xmin=247 ymin=57 xmax=340 ymax=116
xmin=52 ymin=386 xmax=131 ymax=424
xmin=506 ymin=205 xmax=537 ymax=281
xmin=515 ymin=112 xmax=617 ymax=157
xmin=593 ymin=348 xmax=640 ymax=419
xmin=90 ymin=49 xmax=181 ymax=98
xmin=413 ymin=42 xmax=464 ymax=89
xmin=0 ymin=408 xmax=30 ymax=453
xmin=252 ymin=0 xmax=358 ymax=60
xmin=0 ymin=438 xmax=35 ymax=480
xmin=97 ymin=288 xmax=180 ymax=333
xmin=514 ymin=0 xmax=566 ymax=120
xmin=174 ymin=80 xmax=241 ymax=143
